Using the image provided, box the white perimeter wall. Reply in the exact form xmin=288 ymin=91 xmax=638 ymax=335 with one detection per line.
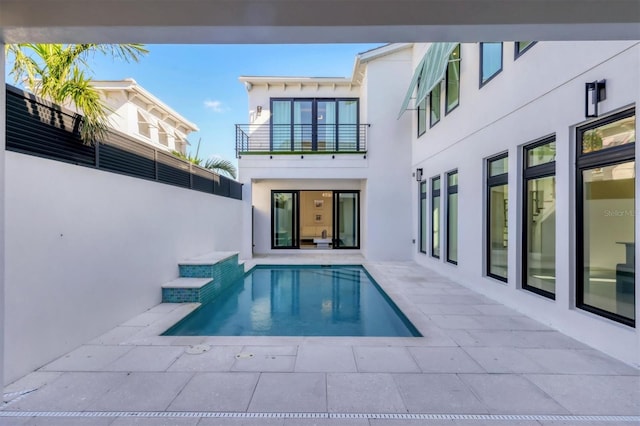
xmin=5 ymin=152 xmax=243 ymax=383
xmin=412 ymin=41 xmax=640 ymax=366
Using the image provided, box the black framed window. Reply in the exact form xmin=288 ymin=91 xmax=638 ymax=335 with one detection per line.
xmin=445 ymin=45 xmax=461 ymax=114
xmin=577 ymin=109 xmax=635 ymax=327
xmin=487 ymin=153 xmax=508 ymax=281
xmin=430 ymin=84 xmax=441 ymax=127
xmin=419 ymin=181 xmax=427 ymax=253
xmin=514 ymin=41 xmax=536 ymax=59
xmin=480 ymin=42 xmax=503 ymax=87
xmin=431 ymin=176 xmax=441 ymax=258
xmin=446 ymin=170 xmax=459 ymax=264
xmin=417 ymin=97 xmax=427 ymax=137
xmin=272 ymin=190 xmax=299 ymax=249
xmin=523 ymin=137 xmax=556 ymax=299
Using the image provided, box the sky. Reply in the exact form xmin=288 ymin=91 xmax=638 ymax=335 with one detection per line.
xmin=5 ymin=44 xmax=382 ymax=166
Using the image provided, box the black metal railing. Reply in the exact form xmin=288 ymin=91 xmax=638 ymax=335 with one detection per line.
xmin=6 ymin=84 xmax=242 ymax=200
xmin=235 ymin=123 xmax=369 ymax=157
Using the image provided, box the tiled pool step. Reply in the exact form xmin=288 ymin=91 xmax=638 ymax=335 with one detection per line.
xmin=162 ymin=251 xmax=244 ymax=304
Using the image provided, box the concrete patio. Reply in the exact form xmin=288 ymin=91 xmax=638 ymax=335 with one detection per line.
xmin=2 ymin=255 xmax=639 ymax=425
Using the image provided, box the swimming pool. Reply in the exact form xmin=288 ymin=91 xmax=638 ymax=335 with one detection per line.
xmin=163 ymin=265 xmax=421 ymax=337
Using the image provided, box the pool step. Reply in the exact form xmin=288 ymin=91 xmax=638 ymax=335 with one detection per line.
xmin=162 ymin=251 xmax=244 ymax=304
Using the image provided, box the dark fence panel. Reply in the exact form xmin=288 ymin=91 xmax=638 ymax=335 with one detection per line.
xmin=5 ymin=84 xmax=242 ymax=201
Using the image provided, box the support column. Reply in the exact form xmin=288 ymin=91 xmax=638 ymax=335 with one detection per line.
xmin=240 ymin=179 xmax=253 ymax=260
xmin=1 ymin=44 xmax=7 ymax=385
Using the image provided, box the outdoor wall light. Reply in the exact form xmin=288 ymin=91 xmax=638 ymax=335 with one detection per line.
xmin=415 ymin=168 xmax=423 ymax=182
xmin=585 ymin=79 xmax=606 ymax=118
xmin=256 ymin=106 xmax=262 ymax=117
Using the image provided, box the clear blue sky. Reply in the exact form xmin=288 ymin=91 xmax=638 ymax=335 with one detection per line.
xmin=6 ymin=44 xmax=382 ymax=166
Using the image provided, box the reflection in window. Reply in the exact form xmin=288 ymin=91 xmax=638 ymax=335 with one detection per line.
xmin=515 ymin=41 xmax=536 ymax=58
xmin=417 ymin=97 xmax=427 ymax=137
xmin=446 ymin=171 xmax=459 ymax=264
xmin=446 ymin=45 xmax=460 ymax=113
xmin=487 ymin=154 xmax=508 ymax=281
xmin=480 ymin=42 xmax=503 ymax=85
xmin=420 ymin=181 xmax=427 ymax=253
xmin=430 ymin=84 xmax=441 ymax=127
xmin=431 ymin=176 xmax=441 ymax=258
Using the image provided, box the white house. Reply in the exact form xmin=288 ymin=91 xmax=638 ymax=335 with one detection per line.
xmin=90 ymin=79 xmax=199 ymax=154
xmin=237 ymin=41 xmax=640 ymax=367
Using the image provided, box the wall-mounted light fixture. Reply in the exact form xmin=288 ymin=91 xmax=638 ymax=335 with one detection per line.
xmin=415 ymin=168 xmax=423 ymax=182
xmin=256 ymin=106 xmax=262 ymax=117
xmin=585 ymin=79 xmax=606 ymax=118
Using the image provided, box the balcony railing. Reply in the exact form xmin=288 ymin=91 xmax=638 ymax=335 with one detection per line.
xmin=235 ymin=123 xmax=369 ymax=157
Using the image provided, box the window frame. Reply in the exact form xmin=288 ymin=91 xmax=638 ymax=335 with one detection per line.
xmin=445 ymin=45 xmax=461 ymax=115
xmin=522 ymin=136 xmax=556 ymax=300
xmin=479 ymin=42 xmax=503 ymax=88
xmin=486 ymin=152 xmax=509 ymax=282
xmin=446 ymin=170 xmax=459 ymax=265
xmin=419 ymin=180 xmax=427 ymax=254
xmin=431 ymin=175 xmax=441 ymax=259
xmin=514 ymin=41 xmax=537 ymax=59
xmin=429 ymin=84 xmax=441 ymax=128
xmin=576 ymin=108 xmax=636 ymax=327
xmin=417 ymin=97 xmax=427 ymax=137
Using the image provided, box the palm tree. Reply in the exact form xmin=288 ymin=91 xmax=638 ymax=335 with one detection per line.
xmin=204 ymin=157 xmax=237 ymax=179
xmin=6 ymin=43 xmax=148 ymax=143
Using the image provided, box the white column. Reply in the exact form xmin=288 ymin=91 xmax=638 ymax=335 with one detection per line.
xmin=240 ymin=179 xmax=253 ymax=260
xmin=1 ymin=44 xmax=7 ymax=385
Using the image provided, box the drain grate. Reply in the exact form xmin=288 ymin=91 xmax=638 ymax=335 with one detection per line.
xmin=184 ymin=344 xmax=211 ymax=355
xmin=0 ymin=411 xmax=638 ymax=422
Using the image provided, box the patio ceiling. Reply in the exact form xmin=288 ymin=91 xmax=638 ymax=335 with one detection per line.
xmin=0 ymin=0 xmax=639 ymax=43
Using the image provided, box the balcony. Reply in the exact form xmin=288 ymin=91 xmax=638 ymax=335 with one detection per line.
xmin=235 ymin=123 xmax=369 ymax=158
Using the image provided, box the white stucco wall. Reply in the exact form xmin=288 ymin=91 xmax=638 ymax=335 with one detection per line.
xmin=411 ymin=41 xmax=640 ymax=366
xmin=5 ymin=152 xmax=243 ymax=383
xmin=0 ymin=45 xmax=6 ymax=385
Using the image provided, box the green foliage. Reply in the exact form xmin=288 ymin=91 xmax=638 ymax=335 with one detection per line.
xmin=171 ymin=151 xmax=237 ymax=180
xmin=6 ymin=43 xmax=148 ymax=144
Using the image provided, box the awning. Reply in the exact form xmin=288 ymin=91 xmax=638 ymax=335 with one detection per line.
xmin=398 ymin=42 xmax=459 ymax=118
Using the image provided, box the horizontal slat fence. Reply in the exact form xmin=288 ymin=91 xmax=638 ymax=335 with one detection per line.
xmin=5 ymin=84 xmax=242 ymax=200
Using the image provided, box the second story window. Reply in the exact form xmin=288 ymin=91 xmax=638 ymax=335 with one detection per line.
xmin=515 ymin=41 xmax=536 ymax=59
xmin=445 ymin=45 xmax=460 ymax=114
xmin=270 ymin=98 xmax=359 ymax=152
xmin=430 ymin=84 xmax=441 ymax=127
xmin=480 ymin=42 xmax=503 ymax=87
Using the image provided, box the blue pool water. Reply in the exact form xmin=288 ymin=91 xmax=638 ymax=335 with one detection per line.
xmin=163 ymin=265 xmax=421 ymax=337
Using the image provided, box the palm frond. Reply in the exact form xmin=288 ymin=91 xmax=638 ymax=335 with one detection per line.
xmin=204 ymin=158 xmax=237 ymax=179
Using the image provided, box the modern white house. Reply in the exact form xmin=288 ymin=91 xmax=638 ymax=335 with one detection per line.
xmin=89 ymin=79 xmax=198 ymax=155
xmin=236 ymin=41 xmax=639 ymax=367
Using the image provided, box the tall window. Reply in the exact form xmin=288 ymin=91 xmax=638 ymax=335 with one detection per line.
xmin=480 ymin=42 xmax=503 ymax=87
xmin=577 ymin=109 xmax=635 ymax=326
xmin=419 ymin=181 xmax=427 ymax=253
xmin=431 ymin=176 xmax=441 ymax=258
xmin=515 ymin=41 xmax=536 ymax=59
xmin=417 ymin=97 xmax=427 ymax=137
xmin=445 ymin=45 xmax=460 ymax=114
xmin=446 ymin=170 xmax=459 ymax=264
xmin=487 ymin=154 xmax=508 ymax=281
xmin=430 ymin=84 xmax=441 ymax=127
xmin=523 ymin=137 xmax=556 ymax=298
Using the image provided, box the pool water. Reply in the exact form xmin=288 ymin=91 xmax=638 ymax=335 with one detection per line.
xmin=163 ymin=265 xmax=421 ymax=337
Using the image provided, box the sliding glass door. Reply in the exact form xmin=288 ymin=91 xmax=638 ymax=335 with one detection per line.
xmin=272 ymin=191 xmax=299 ymax=249
xmin=334 ymin=191 xmax=360 ymax=249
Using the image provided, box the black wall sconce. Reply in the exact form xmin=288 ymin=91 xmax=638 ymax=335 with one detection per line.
xmin=256 ymin=105 xmax=262 ymax=117
xmin=585 ymin=80 xmax=606 ymax=118
xmin=415 ymin=168 xmax=423 ymax=182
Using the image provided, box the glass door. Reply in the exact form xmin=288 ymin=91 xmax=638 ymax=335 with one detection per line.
xmin=333 ymin=191 xmax=360 ymax=249
xmin=293 ymin=100 xmax=313 ymax=151
xmin=272 ymin=191 xmax=299 ymax=249
xmin=317 ymin=101 xmax=336 ymax=151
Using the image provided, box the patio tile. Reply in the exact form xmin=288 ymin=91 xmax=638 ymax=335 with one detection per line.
xmin=295 ymin=345 xmax=357 ymax=372
xmin=0 ymin=417 xmax=30 ymax=426
xmin=198 ymin=419 xmax=284 ymax=426
xmin=168 ymin=372 xmax=259 ymax=412
xmin=393 ymin=373 xmax=488 ymax=413
xmin=408 ymin=347 xmax=486 ymax=373
xmin=526 ymin=374 xmax=640 ymax=415
xmin=23 ymin=417 xmax=116 ymax=425
xmin=327 ymin=373 xmax=406 ymax=413
xmin=146 ymin=303 xmax=184 ymax=314
xmin=241 ymin=345 xmax=298 ymax=356
xmin=471 ymin=304 xmax=522 ymax=316
xmin=89 ymin=326 xmax=146 ymax=345
xmin=518 ymin=348 xmax=640 ymax=375
xmin=122 ymin=312 xmax=167 ymax=327
xmin=249 ymin=373 xmax=326 ymax=412
xmin=102 ymin=346 xmax=184 ymax=372
xmin=462 ymin=347 xmax=549 ymax=373
xmin=10 ymin=372 xmax=128 ymax=411
xmin=88 ymin=372 xmax=192 ymax=411
xmin=111 ymin=418 xmax=199 ymax=426
xmin=459 ymin=373 xmax=569 ymax=414
xmin=4 ymin=372 xmax=62 ymax=394
xmin=168 ymin=345 xmax=242 ymax=372
xmin=353 ymin=346 xmax=420 ymax=373
xmin=283 ymin=420 xmax=368 ymax=425
xmin=416 ymin=303 xmax=483 ymax=315
xmin=40 ymin=345 xmax=133 ymax=372
xmin=232 ymin=355 xmax=295 ymax=372
xmin=464 ymin=330 xmax=590 ymax=349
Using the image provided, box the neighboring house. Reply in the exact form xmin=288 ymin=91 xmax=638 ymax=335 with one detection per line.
xmin=236 ymin=41 xmax=639 ymax=367
xmin=90 ymin=79 xmax=199 ymax=154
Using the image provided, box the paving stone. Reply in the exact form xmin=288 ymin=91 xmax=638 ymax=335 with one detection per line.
xmin=283 ymin=420 xmax=369 ymax=425
xmin=89 ymin=326 xmax=146 ymax=345
xmin=23 ymin=417 xmax=116 ymax=425
xmin=393 ymin=373 xmax=488 ymax=413
xmin=40 ymin=345 xmax=133 ymax=372
xmin=327 ymin=373 xmax=406 ymax=413
xmin=416 ymin=303 xmax=483 ymax=315
xmin=526 ymin=374 xmax=640 ymax=415
xmin=122 ymin=312 xmax=167 ymax=327
xmin=103 ymin=346 xmax=184 ymax=372
xmin=232 ymin=355 xmax=296 ymax=372
xmin=353 ymin=346 xmax=420 ymax=373
xmin=88 ymin=372 xmax=192 ymax=411
xmin=459 ymin=373 xmax=569 ymax=415
xmin=168 ymin=345 xmax=242 ymax=372
xmin=518 ymin=348 xmax=640 ymax=375
xmin=168 ymin=372 xmax=259 ymax=412
xmin=408 ymin=347 xmax=485 ymax=373
xmin=197 ymin=419 xmax=284 ymax=426
xmin=4 ymin=372 xmax=62 ymax=395
xmin=249 ymin=373 xmax=326 ymax=412
xmin=465 ymin=330 xmax=590 ymax=349
xmin=462 ymin=347 xmax=549 ymax=373
xmin=111 ymin=418 xmax=199 ymax=426
xmin=295 ymin=345 xmax=357 ymax=372
xmin=241 ymin=346 xmax=298 ymax=356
